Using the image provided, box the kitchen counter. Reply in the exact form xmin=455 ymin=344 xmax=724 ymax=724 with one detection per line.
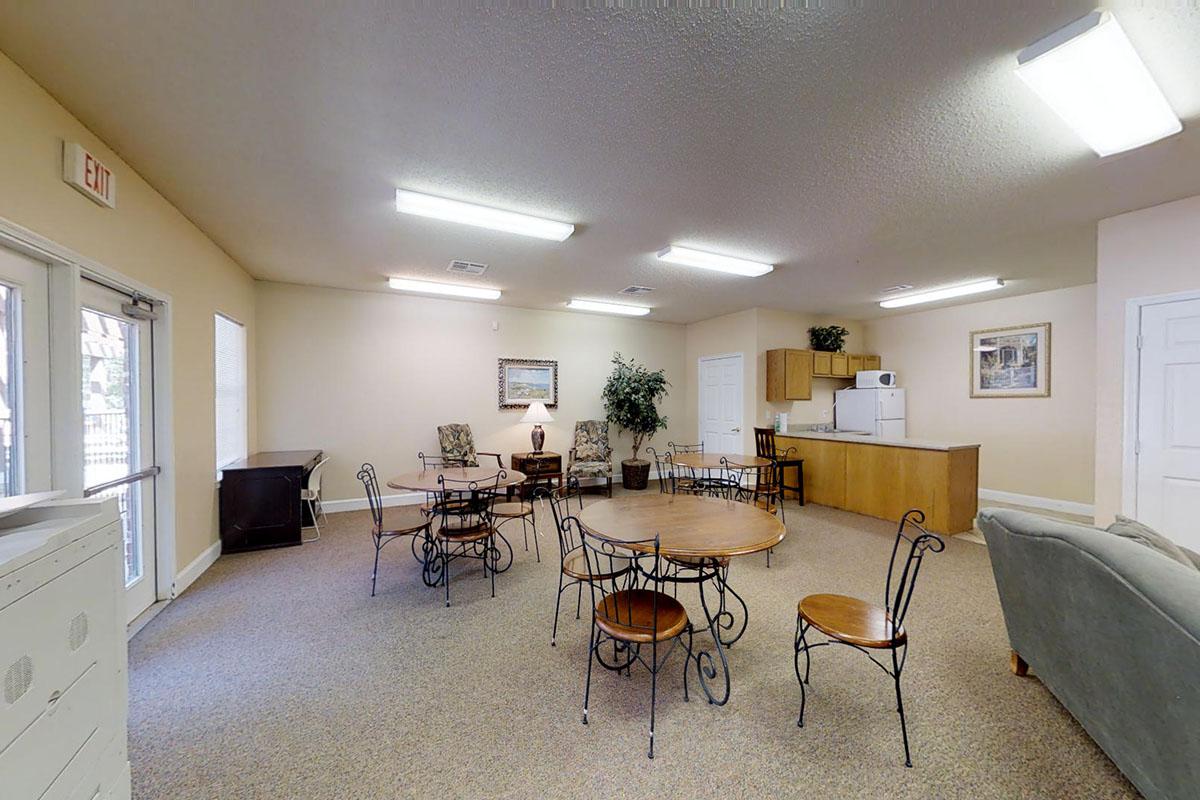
xmin=781 ymin=428 xmax=981 ymax=452
xmin=776 ymin=431 xmax=979 ymax=534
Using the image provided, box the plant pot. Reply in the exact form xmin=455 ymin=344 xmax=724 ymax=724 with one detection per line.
xmin=621 ymin=458 xmax=651 ymax=490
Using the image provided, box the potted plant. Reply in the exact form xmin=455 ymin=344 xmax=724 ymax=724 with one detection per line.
xmin=601 ymin=352 xmax=669 ymax=490
xmin=808 ymin=324 xmax=849 ymax=352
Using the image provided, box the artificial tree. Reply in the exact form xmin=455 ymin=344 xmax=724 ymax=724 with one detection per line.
xmin=601 ymin=352 xmax=669 ymax=489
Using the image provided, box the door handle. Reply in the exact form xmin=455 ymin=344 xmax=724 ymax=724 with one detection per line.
xmin=732 ymin=427 xmax=741 ymax=432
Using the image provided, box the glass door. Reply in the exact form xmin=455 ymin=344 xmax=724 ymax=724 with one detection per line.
xmin=0 ymin=245 xmax=51 ymax=495
xmin=81 ymin=278 xmax=158 ymax=622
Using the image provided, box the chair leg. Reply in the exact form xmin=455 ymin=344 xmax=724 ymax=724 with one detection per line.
xmin=489 ymin=534 xmax=496 ymax=599
xmin=530 ymin=507 xmax=540 ymax=563
xmin=648 ymin=638 xmax=658 ymax=759
xmin=893 ymin=646 xmax=912 ymax=767
xmin=583 ymin=625 xmax=598 ymax=725
xmin=576 ymin=581 xmax=583 ymax=619
xmin=442 ymin=540 xmax=451 ymax=607
xmin=552 ymin=573 xmax=566 ymax=646
xmin=794 ymin=615 xmax=811 ymax=727
xmin=521 ymin=516 xmax=529 ymax=552
xmin=682 ymin=627 xmax=693 ymax=702
xmin=371 ymin=537 xmax=382 ymax=597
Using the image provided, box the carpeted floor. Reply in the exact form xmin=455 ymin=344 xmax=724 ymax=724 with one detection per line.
xmin=129 ymin=496 xmax=1138 ymax=799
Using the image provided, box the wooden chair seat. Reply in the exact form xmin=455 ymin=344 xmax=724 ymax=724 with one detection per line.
xmin=376 ymin=520 xmax=430 ymax=538
xmin=666 ymin=554 xmax=730 ymax=569
xmin=798 ymin=593 xmax=906 ymax=649
xmin=491 ymin=501 xmax=533 ymax=518
xmin=562 ymin=547 xmax=629 ymax=581
xmin=437 ymin=523 xmax=494 ymax=543
xmin=595 ymin=589 xmax=689 ymax=644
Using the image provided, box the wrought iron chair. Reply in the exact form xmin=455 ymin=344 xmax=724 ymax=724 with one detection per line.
xmin=576 ymin=522 xmax=694 ymax=759
xmin=540 ymin=477 xmax=614 ymax=646
xmin=754 ymin=426 xmax=803 ymax=506
xmin=490 ymin=494 xmax=540 ymax=562
xmin=667 ymin=441 xmax=705 ymax=495
xmin=568 ymin=420 xmax=613 ymax=496
xmin=436 ymin=422 xmax=503 ymax=469
xmin=429 ymin=471 xmax=506 ymax=607
xmin=417 ymin=451 xmax=466 ymax=518
xmin=725 ymin=456 xmax=783 ymax=566
xmin=357 ymin=463 xmax=431 ymax=597
xmin=646 ymin=447 xmax=677 ymax=494
xmin=794 ymin=509 xmax=945 ymax=767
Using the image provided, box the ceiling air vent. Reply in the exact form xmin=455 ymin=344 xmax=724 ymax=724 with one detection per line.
xmin=882 ymin=284 xmax=914 ymax=293
xmin=619 ymin=285 xmax=655 ymax=296
xmin=447 ymin=260 xmax=488 ymax=276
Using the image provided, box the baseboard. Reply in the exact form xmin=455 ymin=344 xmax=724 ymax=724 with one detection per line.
xmin=978 ymin=488 xmax=1094 ymax=519
xmin=173 ymin=539 xmax=221 ymax=597
xmin=321 ymin=491 xmax=425 ymax=513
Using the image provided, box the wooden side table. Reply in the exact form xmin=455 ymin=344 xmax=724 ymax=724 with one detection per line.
xmin=509 ymin=451 xmax=563 ymax=499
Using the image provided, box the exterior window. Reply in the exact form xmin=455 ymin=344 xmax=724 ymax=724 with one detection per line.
xmin=0 ymin=284 xmax=18 ymax=496
xmin=214 ymin=314 xmax=247 ymax=471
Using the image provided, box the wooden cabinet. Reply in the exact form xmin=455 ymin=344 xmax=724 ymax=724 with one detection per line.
xmin=768 ymin=349 xmax=884 ymax=398
xmin=766 ymin=349 xmax=814 ymax=401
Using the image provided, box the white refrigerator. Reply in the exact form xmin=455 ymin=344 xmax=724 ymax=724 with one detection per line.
xmin=835 ymin=388 xmax=906 ymax=438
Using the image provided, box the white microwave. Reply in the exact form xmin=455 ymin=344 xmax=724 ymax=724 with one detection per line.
xmin=856 ymin=370 xmax=897 ymax=388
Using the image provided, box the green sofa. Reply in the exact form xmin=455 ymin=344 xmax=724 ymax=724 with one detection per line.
xmin=977 ymin=508 xmax=1200 ymax=800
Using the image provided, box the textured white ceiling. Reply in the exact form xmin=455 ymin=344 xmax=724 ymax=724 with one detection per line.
xmin=2 ymin=2 xmax=1199 ymax=322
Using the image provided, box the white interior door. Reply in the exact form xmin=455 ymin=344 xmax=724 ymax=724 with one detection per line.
xmin=699 ymin=354 xmax=743 ymax=453
xmin=1135 ymin=296 xmax=1200 ymax=550
xmin=0 ymin=245 xmax=51 ymax=494
xmin=81 ymin=279 xmax=158 ymax=622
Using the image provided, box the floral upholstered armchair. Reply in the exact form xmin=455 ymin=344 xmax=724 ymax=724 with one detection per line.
xmin=568 ymin=420 xmax=612 ymax=497
xmin=436 ymin=423 xmax=503 ymax=469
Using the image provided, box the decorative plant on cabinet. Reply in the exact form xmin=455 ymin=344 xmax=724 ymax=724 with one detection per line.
xmin=601 ymin=352 xmax=669 ymax=490
xmin=808 ymin=324 xmax=849 ymax=352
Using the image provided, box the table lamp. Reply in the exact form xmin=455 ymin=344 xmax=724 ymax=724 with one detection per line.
xmin=521 ymin=401 xmax=554 ymax=453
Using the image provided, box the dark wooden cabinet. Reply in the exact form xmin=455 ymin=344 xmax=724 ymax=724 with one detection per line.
xmin=219 ymin=450 xmax=322 ymax=553
xmin=510 ymin=451 xmax=563 ymax=498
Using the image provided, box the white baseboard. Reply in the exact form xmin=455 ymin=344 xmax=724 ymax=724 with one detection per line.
xmin=173 ymin=539 xmax=221 ymax=597
xmin=978 ymin=488 xmax=1094 ymax=519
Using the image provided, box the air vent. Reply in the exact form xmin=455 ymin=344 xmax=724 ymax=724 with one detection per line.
xmin=619 ymin=285 xmax=655 ymax=296
xmin=882 ymin=284 xmax=914 ymax=293
xmin=447 ymin=260 xmax=488 ymax=276
xmin=4 ymin=655 xmax=32 ymax=704
xmin=69 ymin=612 xmax=90 ymax=651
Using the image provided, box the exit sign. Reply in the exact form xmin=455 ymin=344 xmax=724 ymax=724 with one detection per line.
xmin=63 ymin=142 xmax=116 ymax=208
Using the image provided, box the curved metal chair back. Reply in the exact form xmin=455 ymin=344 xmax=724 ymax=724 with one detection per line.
xmin=668 ymin=441 xmax=703 ymax=455
xmin=646 ymin=447 xmax=676 ymax=494
xmin=537 ymin=476 xmax=583 ymax=561
xmin=418 ymin=451 xmax=466 ymax=470
xmin=885 ymin=509 xmax=945 ymax=632
xmin=577 ymin=522 xmax=656 ymax=634
xmin=357 ymin=462 xmax=384 ymax=531
xmin=435 ymin=472 xmax=503 ymax=533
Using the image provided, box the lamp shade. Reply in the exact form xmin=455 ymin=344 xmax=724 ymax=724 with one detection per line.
xmin=520 ymin=401 xmax=554 ymax=424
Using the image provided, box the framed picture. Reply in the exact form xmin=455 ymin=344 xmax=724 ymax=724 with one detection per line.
xmin=498 ymin=358 xmax=558 ymax=409
xmin=970 ymin=323 xmax=1050 ymax=398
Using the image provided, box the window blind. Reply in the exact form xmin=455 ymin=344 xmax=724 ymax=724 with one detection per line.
xmin=214 ymin=314 xmax=247 ymax=471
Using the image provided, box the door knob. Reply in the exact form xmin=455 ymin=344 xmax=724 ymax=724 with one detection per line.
xmin=732 ymin=427 xmax=741 ymax=432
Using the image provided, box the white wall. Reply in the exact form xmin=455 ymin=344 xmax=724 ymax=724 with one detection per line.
xmin=865 ymin=284 xmax=1097 ymax=506
xmin=1095 ymin=195 xmax=1200 ymax=525
xmin=255 ymin=282 xmax=688 ymax=502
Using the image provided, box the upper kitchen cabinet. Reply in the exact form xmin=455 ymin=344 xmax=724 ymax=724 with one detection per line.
xmin=766 ymin=348 xmax=883 ymax=401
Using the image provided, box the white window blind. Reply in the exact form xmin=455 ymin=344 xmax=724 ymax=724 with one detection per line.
xmin=214 ymin=314 xmax=247 ymax=471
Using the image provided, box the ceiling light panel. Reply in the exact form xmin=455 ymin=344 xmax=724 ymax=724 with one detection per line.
xmin=878 ymin=279 xmax=1004 ymax=309
xmin=656 ymin=246 xmax=774 ymax=277
xmin=566 ymin=299 xmax=650 ymax=316
xmin=1015 ymin=11 xmax=1181 ymax=157
xmin=395 ymin=189 xmax=575 ymax=241
xmin=388 ymin=277 xmax=501 ymax=300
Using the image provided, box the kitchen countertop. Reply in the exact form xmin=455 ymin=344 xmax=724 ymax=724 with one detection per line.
xmin=778 ymin=428 xmax=981 ymax=452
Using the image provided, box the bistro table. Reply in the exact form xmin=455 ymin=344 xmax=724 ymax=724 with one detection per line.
xmin=577 ymin=492 xmax=784 ymax=706
xmin=671 ymin=452 xmax=772 ymax=497
xmin=388 ymin=466 xmax=527 ymax=577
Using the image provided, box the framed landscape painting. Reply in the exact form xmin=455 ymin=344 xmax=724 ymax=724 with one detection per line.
xmin=970 ymin=323 xmax=1050 ymax=398
xmin=498 ymin=358 xmax=558 ymax=409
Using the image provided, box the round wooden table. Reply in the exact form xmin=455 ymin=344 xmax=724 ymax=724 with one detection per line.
xmin=387 ymin=466 xmax=526 ymax=492
xmin=578 ymin=493 xmax=784 ymax=706
xmin=671 ymin=452 xmax=771 ymax=471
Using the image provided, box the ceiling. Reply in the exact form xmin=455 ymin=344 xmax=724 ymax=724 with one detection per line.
xmin=2 ymin=2 xmax=1199 ymax=323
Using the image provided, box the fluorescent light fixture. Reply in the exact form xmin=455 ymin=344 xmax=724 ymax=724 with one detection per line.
xmin=656 ymin=245 xmax=773 ymax=277
xmin=395 ymin=189 xmax=574 ymax=241
xmin=566 ymin=299 xmax=650 ymax=316
xmin=388 ymin=277 xmax=501 ymax=300
xmin=879 ymin=279 xmax=1004 ymax=309
xmin=1015 ymin=11 xmax=1182 ymax=157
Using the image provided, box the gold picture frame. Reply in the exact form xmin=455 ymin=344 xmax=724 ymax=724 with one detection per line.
xmin=970 ymin=322 xmax=1051 ymax=398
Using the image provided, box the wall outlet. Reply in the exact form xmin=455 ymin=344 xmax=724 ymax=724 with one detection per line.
xmin=820 ymin=409 xmax=829 ymax=419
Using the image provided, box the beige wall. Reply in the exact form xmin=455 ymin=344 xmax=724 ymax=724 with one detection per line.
xmin=1095 ymin=195 xmax=1200 ymax=525
xmin=254 ymin=282 xmax=688 ymax=502
xmin=756 ymin=309 xmax=866 ymax=429
xmin=683 ymin=309 xmax=758 ymax=454
xmin=0 ymin=52 xmax=257 ymax=572
xmin=865 ymin=285 xmax=1097 ymax=505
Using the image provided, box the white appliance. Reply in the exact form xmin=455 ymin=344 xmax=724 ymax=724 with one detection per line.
xmin=0 ymin=494 xmax=130 ymax=800
xmin=836 ymin=387 xmax=906 ymax=438
xmin=856 ymin=370 xmax=897 ymax=388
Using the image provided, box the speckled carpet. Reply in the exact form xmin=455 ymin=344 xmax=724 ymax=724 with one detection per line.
xmin=129 ymin=496 xmax=1138 ymax=799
